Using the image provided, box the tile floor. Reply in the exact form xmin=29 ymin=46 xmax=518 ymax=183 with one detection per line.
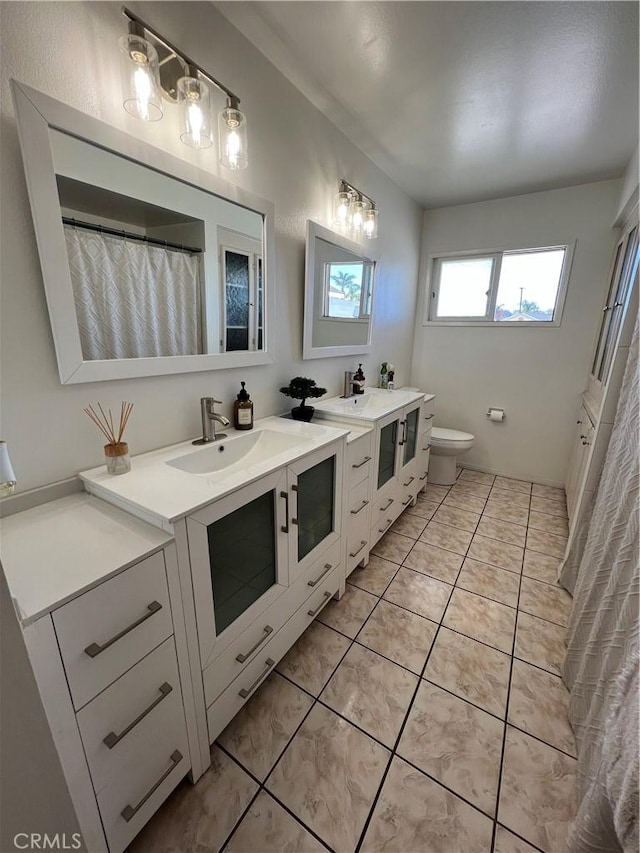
xmin=130 ymin=469 xmax=576 ymax=853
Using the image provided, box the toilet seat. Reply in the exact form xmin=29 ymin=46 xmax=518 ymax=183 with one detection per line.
xmin=431 ymin=427 xmax=474 ymax=450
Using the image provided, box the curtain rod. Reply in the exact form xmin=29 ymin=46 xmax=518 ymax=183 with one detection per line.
xmin=62 ymin=217 xmax=203 ymax=254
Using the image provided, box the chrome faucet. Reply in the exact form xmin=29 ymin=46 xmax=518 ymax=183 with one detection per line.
xmin=342 ymin=370 xmax=356 ymax=399
xmin=193 ymin=397 xmax=230 ymax=445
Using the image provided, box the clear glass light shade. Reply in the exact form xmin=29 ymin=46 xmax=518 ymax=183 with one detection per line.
xmin=119 ymin=34 xmax=163 ymax=122
xmin=177 ymin=76 xmax=213 ymax=149
xmin=333 ymin=191 xmax=351 ymax=229
xmin=349 ymin=196 xmax=365 ymax=234
xmin=363 ymin=207 xmax=379 ymax=239
xmin=218 ymin=103 xmax=248 ymax=170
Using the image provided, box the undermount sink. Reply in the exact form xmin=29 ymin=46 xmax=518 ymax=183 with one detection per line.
xmin=166 ymin=428 xmax=315 ymax=476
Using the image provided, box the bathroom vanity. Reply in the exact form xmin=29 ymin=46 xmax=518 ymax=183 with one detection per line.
xmin=1 ymin=394 xmax=434 ymax=852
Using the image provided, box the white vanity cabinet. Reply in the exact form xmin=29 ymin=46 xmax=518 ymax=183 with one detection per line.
xmin=1 ymin=495 xmax=199 ymax=853
xmin=345 ymin=430 xmax=374 ymax=574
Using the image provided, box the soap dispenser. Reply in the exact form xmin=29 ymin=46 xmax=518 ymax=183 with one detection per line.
xmin=234 ymin=382 xmax=254 ymax=430
xmin=353 ymin=363 xmax=366 ymax=395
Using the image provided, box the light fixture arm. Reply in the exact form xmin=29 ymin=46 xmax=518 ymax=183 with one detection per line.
xmin=339 ymin=178 xmax=376 ymax=210
xmin=122 ymin=6 xmax=241 ymax=105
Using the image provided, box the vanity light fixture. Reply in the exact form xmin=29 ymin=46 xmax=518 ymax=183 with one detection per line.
xmin=333 ymin=180 xmax=378 ymax=239
xmin=120 ymin=7 xmax=248 ymax=168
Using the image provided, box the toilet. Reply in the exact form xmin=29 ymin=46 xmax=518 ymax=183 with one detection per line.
xmin=428 ymin=427 xmax=475 ymax=485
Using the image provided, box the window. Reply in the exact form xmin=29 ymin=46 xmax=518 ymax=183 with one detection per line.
xmin=323 ymin=260 xmax=373 ymax=320
xmin=427 ymin=245 xmax=572 ymax=325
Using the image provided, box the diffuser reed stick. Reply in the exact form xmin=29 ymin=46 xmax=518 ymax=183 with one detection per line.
xmin=83 ymin=402 xmax=134 ymax=474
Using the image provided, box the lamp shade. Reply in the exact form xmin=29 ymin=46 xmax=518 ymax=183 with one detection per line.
xmin=0 ymin=441 xmax=16 ymax=489
xmin=119 ymin=33 xmax=163 ymax=122
xmin=218 ymin=98 xmax=248 ymax=170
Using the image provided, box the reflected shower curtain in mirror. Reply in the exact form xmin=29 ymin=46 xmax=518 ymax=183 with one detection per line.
xmin=64 ymin=227 xmax=202 ymax=359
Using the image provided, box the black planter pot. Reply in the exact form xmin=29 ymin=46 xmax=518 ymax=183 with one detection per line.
xmin=291 ymin=404 xmax=315 ymax=422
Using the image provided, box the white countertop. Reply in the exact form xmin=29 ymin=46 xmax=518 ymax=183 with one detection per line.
xmin=80 ymin=416 xmax=350 ymax=530
xmin=0 ymin=494 xmax=172 ymax=626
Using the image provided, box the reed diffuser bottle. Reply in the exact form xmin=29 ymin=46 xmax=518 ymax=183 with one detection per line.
xmin=84 ymin=402 xmax=134 ymax=475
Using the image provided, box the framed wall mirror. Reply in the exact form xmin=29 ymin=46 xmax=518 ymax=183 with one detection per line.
xmin=11 ymin=80 xmax=275 ymax=383
xmin=303 ymin=221 xmax=376 ymax=360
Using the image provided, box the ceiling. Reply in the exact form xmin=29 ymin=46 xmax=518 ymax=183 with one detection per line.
xmin=216 ymin=1 xmax=639 ymax=208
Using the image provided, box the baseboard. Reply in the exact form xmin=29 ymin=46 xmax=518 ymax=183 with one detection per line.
xmin=459 ymin=463 xmax=565 ymax=490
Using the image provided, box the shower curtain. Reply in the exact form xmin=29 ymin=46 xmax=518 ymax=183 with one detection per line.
xmin=65 ymin=227 xmax=202 ymax=359
xmin=559 ymin=319 xmax=639 ymax=853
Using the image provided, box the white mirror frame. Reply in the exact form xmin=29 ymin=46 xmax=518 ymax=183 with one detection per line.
xmin=11 ymin=80 xmax=276 ymax=383
xmin=302 ymin=220 xmax=377 ymax=360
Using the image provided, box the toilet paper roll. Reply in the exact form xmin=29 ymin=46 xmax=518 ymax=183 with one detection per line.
xmin=488 ymin=408 xmax=505 ymax=422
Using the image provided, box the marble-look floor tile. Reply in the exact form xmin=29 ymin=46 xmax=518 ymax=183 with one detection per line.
xmin=432 ymin=503 xmax=480 ymax=532
xmin=404 ymin=539 xmax=464 ymax=583
xmin=498 ymin=726 xmax=576 ymax=852
xmin=321 ymin=643 xmax=418 ymax=747
xmin=526 ymin=527 xmax=568 ymax=559
xmin=419 ymin=521 xmax=473 ymax=556
xmin=383 ymin=567 xmax=452 ymax=621
xmin=459 ymin=469 xmax=496 ymax=486
xmin=509 ymin=660 xmax=576 ymax=756
xmin=390 ymin=511 xmax=427 ymax=540
xmin=476 ymin=516 xmax=527 ymax=548
xmin=450 ymin=480 xmax=492 ymax=499
xmin=482 ymin=500 xmax=529 ymax=527
xmin=443 ymin=588 xmax=516 ymax=654
xmin=317 ymin=583 xmax=377 ymax=638
xmin=443 ymin=490 xmax=487 ymax=514
xmin=456 ymin=558 xmax=520 ymax=608
xmin=494 ymin=825 xmax=541 ymax=853
xmin=267 ymin=703 xmax=389 ymax=853
xmin=519 ymin=577 xmax=572 ymax=627
xmin=489 ymin=488 xmax=531 ymax=509
xmin=357 ymin=599 xmax=437 ymax=674
xmin=218 ymin=672 xmax=313 ymax=781
xmin=226 ymin=790 xmax=325 ymax=852
xmin=523 ymin=550 xmax=561 ymax=585
xmin=349 ymin=554 xmax=399 ymax=596
xmin=468 ymin=534 xmax=524 ymax=574
xmin=424 ymin=626 xmax=510 ymax=718
xmin=398 ymin=681 xmax=504 ymax=815
xmin=361 ymin=756 xmax=493 ymax=852
xmin=514 ymin=612 xmax=567 ymax=676
xmin=423 ymin=484 xmax=450 ymax=503
xmin=494 ymin=476 xmax=532 ymax=495
xmin=406 ymin=498 xmax=439 ymax=520
xmin=532 ymin=483 xmax=566 ymax=502
xmin=528 ymin=510 xmax=569 ymax=537
xmin=371 ymin=530 xmax=414 ymax=564
xmin=128 ymin=745 xmax=258 ymax=853
xmin=276 ymin=621 xmax=351 ymax=696
xmin=530 ymin=495 xmax=568 ymax=518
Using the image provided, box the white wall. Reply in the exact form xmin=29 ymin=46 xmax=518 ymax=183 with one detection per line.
xmin=0 ymin=1 xmax=422 ymax=492
xmin=410 ymin=180 xmax=621 ymax=485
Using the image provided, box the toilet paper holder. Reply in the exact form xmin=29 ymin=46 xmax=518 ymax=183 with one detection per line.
xmin=486 ymin=407 xmax=505 ymax=422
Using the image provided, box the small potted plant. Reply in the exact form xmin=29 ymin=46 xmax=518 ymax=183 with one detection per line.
xmin=280 ymin=377 xmax=327 ymax=422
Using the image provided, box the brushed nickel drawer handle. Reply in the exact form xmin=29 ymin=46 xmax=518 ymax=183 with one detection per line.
xmin=308 ymin=563 xmax=333 ymax=587
xmin=280 ymin=490 xmax=289 ymax=533
xmin=84 ymin=601 xmax=162 ymax=658
xmin=236 ymin=625 xmax=273 ymax=663
xmin=121 ymin=750 xmax=182 ymax=822
xmin=349 ymin=539 xmax=367 ymax=558
xmin=402 ymin=496 xmax=412 ymax=506
xmin=104 ymin=682 xmax=173 ymax=749
xmin=424 ymin=413 xmax=434 ymax=420
xmin=398 ymin=419 xmax=407 ymax=446
xmin=378 ymin=518 xmax=393 ymax=534
xmin=352 ymin=455 xmax=372 ymax=469
xmin=403 ymin=476 xmax=415 ymax=487
xmin=350 ymin=499 xmax=369 ymax=516
xmin=419 ymin=472 xmax=427 ymax=481
xmin=239 ymin=658 xmax=275 ymax=698
xmin=423 ymin=443 xmax=432 ymax=451
xmin=308 ymin=590 xmax=332 ymax=617
xmin=380 ymin=497 xmax=394 ymax=512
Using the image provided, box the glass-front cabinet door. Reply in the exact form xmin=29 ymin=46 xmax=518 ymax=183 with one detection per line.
xmin=187 ymin=468 xmax=289 ymax=668
xmin=287 ymin=442 xmax=343 ymax=576
xmin=377 ymin=414 xmax=400 ymax=491
xmin=398 ymin=401 xmax=422 ymax=485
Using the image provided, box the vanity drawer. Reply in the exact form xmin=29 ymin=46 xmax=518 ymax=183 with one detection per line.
xmin=202 ymin=542 xmax=341 ymax=707
xmin=347 ymin=477 xmax=371 ymax=517
xmin=372 ymin=481 xmax=401 ymax=522
xmin=347 ymin=433 xmax=373 ymax=488
xmin=206 ymin=566 xmax=340 ymax=742
xmin=53 ymin=551 xmax=172 ymax=709
xmin=347 ymin=509 xmax=370 ymax=575
xmin=96 ymin=730 xmax=189 ymax=853
xmin=422 ymin=399 xmax=435 ymax=425
xmin=76 ymin=636 xmax=185 ymax=794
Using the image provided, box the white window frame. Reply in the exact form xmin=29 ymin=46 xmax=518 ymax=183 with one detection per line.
xmin=424 ymin=242 xmax=575 ymax=327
